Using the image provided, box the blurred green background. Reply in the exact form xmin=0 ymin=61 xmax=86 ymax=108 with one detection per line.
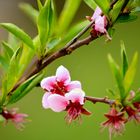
xmin=0 ymin=0 xmax=140 ymax=140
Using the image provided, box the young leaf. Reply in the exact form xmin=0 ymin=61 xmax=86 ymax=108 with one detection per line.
xmin=121 ymin=41 xmax=128 ymax=77
xmin=116 ymin=14 xmax=138 ymax=23
xmin=1 ymin=41 xmax=14 ymax=58
xmin=132 ymin=90 xmax=140 ymax=103
xmin=62 ymin=20 xmax=89 ymax=43
xmin=6 ymin=47 xmax=23 ymax=93
xmin=0 ymin=56 xmax=9 ymax=71
xmin=56 ymin=0 xmax=81 ymax=35
xmin=0 ymin=23 xmax=34 ymax=49
xmin=84 ymin=0 xmax=97 ymax=10
xmin=8 ymin=73 xmax=44 ymax=104
xmin=19 ymin=2 xmax=39 ymax=24
xmin=109 ymin=0 xmax=125 ymax=23
xmin=37 ymin=0 xmax=43 ymax=10
xmin=8 ymin=33 xmax=19 ymax=51
xmin=94 ymin=0 xmax=110 ymax=15
xmin=123 ymin=52 xmax=138 ymax=95
xmin=108 ymin=54 xmax=125 ymax=99
xmin=48 ymin=37 xmax=61 ymax=50
xmin=37 ymin=0 xmax=54 ymax=52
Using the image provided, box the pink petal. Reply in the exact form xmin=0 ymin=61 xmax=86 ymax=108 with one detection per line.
xmin=66 ymin=81 xmax=82 ymax=91
xmin=95 ymin=16 xmax=106 ymax=33
xmin=65 ymin=89 xmax=85 ymax=105
xmin=42 ymin=93 xmax=51 ymax=109
xmin=56 ymin=65 xmax=71 ymax=83
xmin=40 ymin=76 xmax=56 ymax=91
xmin=91 ymin=7 xmax=102 ymax=20
xmin=47 ymin=94 xmax=69 ymax=112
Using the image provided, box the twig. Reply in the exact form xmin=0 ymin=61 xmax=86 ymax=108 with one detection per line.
xmin=85 ymin=96 xmax=115 ymax=105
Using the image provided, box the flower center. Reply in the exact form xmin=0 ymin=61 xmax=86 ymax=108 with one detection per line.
xmin=51 ymin=81 xmax=68 ymax=96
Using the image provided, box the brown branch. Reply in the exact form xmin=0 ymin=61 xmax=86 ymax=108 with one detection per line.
xmin=85 ymin=96 xmax=115 ymax=105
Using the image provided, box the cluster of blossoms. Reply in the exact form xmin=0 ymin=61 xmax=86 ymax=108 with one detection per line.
xmin=41 ymin=65 xmax=91 ymax=123
xmin=40 ymin=66 xmax=140 ymax=139
xmin=86 ymin=7 xmax=111 ymax=40
xmin=102 ymin=92 xmax=140 ymax=139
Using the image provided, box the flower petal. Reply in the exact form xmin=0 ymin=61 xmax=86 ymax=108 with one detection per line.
xmin=56 ymin=65 xmax=71 ymax=83
xmin=65 ymin=89 xmax=85 ymax=105
xmin=40 ymin=76 xmax=56 ymax=91
xmin=91 ymin=6 xmax=102 ymax=20
xmin=42 ymin=93 xmax=51 ymax=109
xmin=95 ymin=16 xmax=106 ymax=33
xmin=66 ymin=81 xmax=82 ymax=91
xmin=48 ymin=94 xmax=69 ymax=112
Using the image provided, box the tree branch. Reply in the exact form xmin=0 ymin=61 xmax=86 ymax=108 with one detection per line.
xmin=10 ymin=21 xmax=97 ymax=93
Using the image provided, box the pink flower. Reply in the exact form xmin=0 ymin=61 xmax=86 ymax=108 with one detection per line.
xmin=87 ymin=7 xmax=111 ymax=40
xmin=125 ymin=106 xmax=140 ymax=123
xmin=91 ymin=7 xmax=107 ymax=33
xmin=101 ymin=108 xmax=126 ymax=140
xmin=1 ymin=108 xmax=28 ymax=130
xmin=43 ymin=88 xmax=91 ymax=123
xmin=41 ymin=65 xmax=81 ymax=109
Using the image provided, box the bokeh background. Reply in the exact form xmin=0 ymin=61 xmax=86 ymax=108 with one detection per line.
xmin=0 ymin=0 xmax=140 ymax=140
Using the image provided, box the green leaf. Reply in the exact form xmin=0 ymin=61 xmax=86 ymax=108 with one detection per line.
xmin=19 ymin=2 xmax=39 ymax=24
xmin=57 ymin=0 xmax=81 ymax=35
xmin=1 ymin=41 xmax=14 ymax=58
xmin=106 ymin=88 xmax=115 ymax=96
xmin=108 ymin=27 xmax=115 ymax=38
xmin=132 ymin=7 xmax=140 ymax=13
xmin=0 ymin=56 xmax=9 ymax=71
xmin=94 ymin=0 xmax=110 ymax=15
xmin=121 ymin=41 xmax=128 ymax=77
xmin=63 ymin=20 xmax=89 ymax=43
xmin=0 ymin=23 xmax=34 ymax=49
xmin=48 ymin=37 xmax=61 ymax=50
xmin=109 ymin=0 xmax=125 ymax=23
xmin=6 ymin=47 xmax=23 ymax=93
xmin=37 ymin=0 xmax=43 ymax=10
xmin=8 ymin=73 xmax=44 ymax=104
xmin=37 ymin=0 xmax=54 ymax=52
xmin=132 ymin=90 xmax=140 ymax=103
xmin=123 ymin=52 xmax=138 ymax=95
xmin=108 ymin=54 xmax=125 ymax=99
xmin=117 ymin=14 xmax=138 ymax=23
xmin=8 ymin=33 xmax=19 ymax=51
xmin=83 ymin=0 xmax=97 ymax=10
xmin=1 ymin=78 xmax=8 ymax=105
